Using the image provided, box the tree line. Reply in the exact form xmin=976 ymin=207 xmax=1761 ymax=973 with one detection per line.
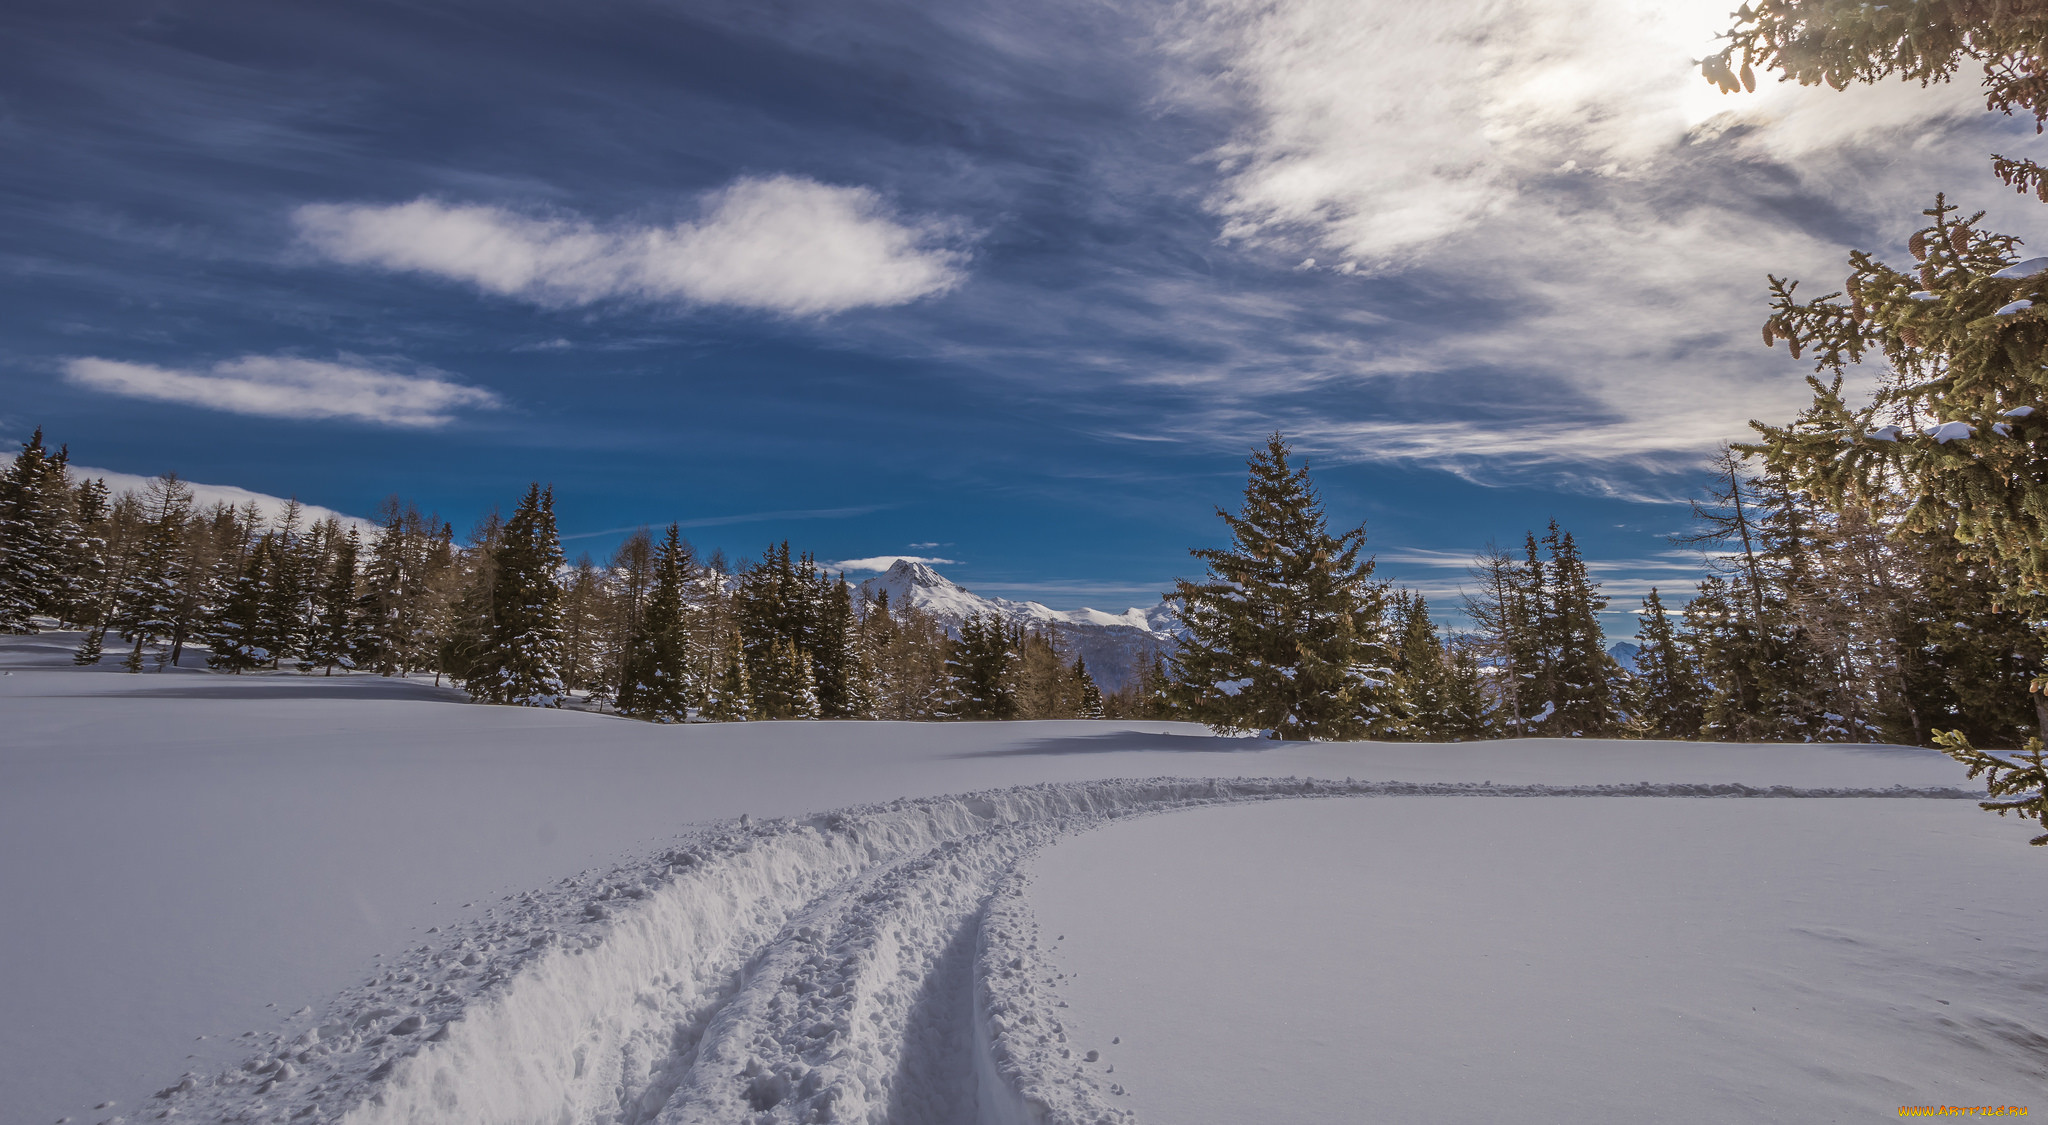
xmin=0 ymin=429 xmax=1136 ymax=721
xmin=1157 ymin=435 xmax=2044 ymax=748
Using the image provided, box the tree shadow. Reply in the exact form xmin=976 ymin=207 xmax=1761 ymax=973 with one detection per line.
xmin=68 ymin=678 xmax=470 ymax=703
xmin=946 ymin=729 xmax=1274 ymax=759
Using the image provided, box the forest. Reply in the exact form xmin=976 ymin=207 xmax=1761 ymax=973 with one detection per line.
xmin=2 ymin=427 xmax=2041 ymax=747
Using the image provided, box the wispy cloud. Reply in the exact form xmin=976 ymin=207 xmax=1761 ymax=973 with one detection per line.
xmin=826 ymin=554 xmax=960 ymax=572
xmin=1133 ymin=0 xmax=2044 ymax=479
xmin=62 ymin=355 xmax=499 ymax=427
xmin=295 ymin=175 xmax=969 ymax=317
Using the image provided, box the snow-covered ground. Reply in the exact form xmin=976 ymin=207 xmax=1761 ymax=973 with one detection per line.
xmin=0 ymin=631 xmax=2031 ymax=1125
xmin=1027 ymin=798 xmax=2047 ymax=1123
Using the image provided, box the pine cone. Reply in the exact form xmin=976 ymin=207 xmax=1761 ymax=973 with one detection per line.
xmin=1763 ymin=322 xmax=1776 ymax=347
xmin=1901 ymin=327 xmax=1921 ymax=348
xmin=1910 ymin=231 xmax=1927 ymax=260
xmin=1921 ymin=265 xmax=1938 ymax=289
xmin=1950 ymin=226 xmax=1970 ymax=256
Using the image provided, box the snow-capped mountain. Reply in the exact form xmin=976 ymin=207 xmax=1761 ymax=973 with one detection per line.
xmin=1607 ymin=642 xmax=1640 ymax=674
xmin=857 ymin=560 xmax=1177 ymax=692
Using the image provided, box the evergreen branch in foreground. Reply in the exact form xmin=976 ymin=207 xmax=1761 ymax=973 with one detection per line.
xmin=1932 ymin=727 xmax=2048 ymax=845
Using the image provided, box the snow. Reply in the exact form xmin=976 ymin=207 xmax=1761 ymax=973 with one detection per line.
xmin=0 ymin=454 xmax=378 ymax=534
xmin=1990 ymin=256 xmax=2048 ymax=279
xmin=0 ymin=632 xmax=2014 ymax=1125
xmin=1995 ymin=299 xmax=2034 ymax=316
xmin=1867 ymin=424 xmax=1903 ymax=442
xmin=1909 ymin=290 xmax=1939 ymax=301
xmin=2004 ymin=405 xmax=2035 ymax=418
xmin=1927 ymin=421 xmax=1974 ymax=444
xmin=1026 ymin=797 xmax=2046 ymax=1123
xmin=858 ymin=560 xmax=1177 ymax=690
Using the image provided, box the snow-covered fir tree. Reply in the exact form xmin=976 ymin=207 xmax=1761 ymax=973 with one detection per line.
xmin=303 ymin=528 xmax=363 ymax=675
xmin=616 ymin=525 xmax=697 ymax=722
xmin=0 ymin=429 xmax=73 ymax=632
xmin=204 ymin=534 xmax=274 ymax=672
xmin=1628 ymin=588 xmax=1704 ymax=739
xmin=1169 ymin=434 xmax=1397 ymax=740
xmin=465 ymin=484 xmax=568 ymax=706
xmin=945 ymin=611 xmax=1018 ymax=719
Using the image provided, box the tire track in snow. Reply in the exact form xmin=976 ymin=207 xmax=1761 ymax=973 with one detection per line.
xmin=142 ymin=778 xmax=1980 ymax=1125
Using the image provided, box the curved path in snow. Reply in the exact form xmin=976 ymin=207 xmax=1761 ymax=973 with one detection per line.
xmin=143 ymin=777 xmax=1976 ymax=1125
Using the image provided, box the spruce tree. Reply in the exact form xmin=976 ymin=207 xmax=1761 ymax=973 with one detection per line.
xmin=57 ymin=476 xmax=111 ymax=630
xmin=258 ymin=502 xmax=311 ymax=666
xmin=441 ymin=511 xmax=504 ymax=687
xmin=616 ymin=525 xmax=696 ymax=721
xmin=1074 ymin=658 xmax=1105 ymax=719
xmin=303 ymin=528 xmax=363 ymax=674
xmin=111 ymin=475 xmax=194 ymax=672
xmin=945 ymin=612 xmax=1019 ymax=719
xmin=1538 ymin=524 xmax=1621 ymax=737
xmin=1440 ymin=642 xmax=1490 ymax=739
xmin=467 ymin=484 xmax=568 ymax=706
xmin=812 ymin=577 xmax=859 ymax=718
xmin=1393 ymin=592 xmax=1455 ymax=740
xmin=204 ymin=535 xmax=274 ymax=672
xmin=0 ymin=428 xmax=68 ymax=632
xmin=704 ymin=635 xmax=752 ymax=721
xmin=1629 ymin=588 xmax=1704 ymax=739
xmin=1170 ymin=434 xmax=1396 ymax=740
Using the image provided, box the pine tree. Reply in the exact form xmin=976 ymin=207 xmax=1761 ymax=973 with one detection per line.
xmin=467 ymin=484 xmax=568 ymax=706
xmin=204 ymin=535 xmax=274 ymax=672
xmin=0 ymin=428 xmax=68 ymax=632
xmin=1393 ymin=592 xmax=1455 ymax=740
xmin=1074 ymin=657 xmax=1105 ymax=719
xmin=256 ymin=501 xmax=312 ymax=667
xmin=358 ymin=500 xmax=443 ymax=677
xmin=1538 ymin=523 xmax=1621 ymax=737
xmin=945 ymin=612 xmax=1018 ymax=720
xmin=812 ymin=577 xmax=859 ymax=718
xmin=57 ymin=476 xmax=111 ymax=629
xmin=441 ymin=511 xmax=504 ymax=687
xmin=616 ymin=525 xmax=696 ymax=721
xmin=1440 ymin=641 xmax=1490 ymax=739
xmin=303 ymin=529 xmax=363 ymax=674
xmin=704 ymin=634 xmax=752 ymax=721
xmin=1629 ymin=588 xmax=1704 ymax=739
xmin=1170 ymin=434 xmax=1396 ymax=740
xmin=111 ymin=475 xmax=195 ymax=672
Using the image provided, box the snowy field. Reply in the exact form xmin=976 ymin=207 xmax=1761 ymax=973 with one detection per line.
xmin=1 ymin=632 xmax=2036 ymax=1124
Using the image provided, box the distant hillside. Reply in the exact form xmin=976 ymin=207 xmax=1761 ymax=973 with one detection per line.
xmin=857 ymin=560 xmax=1177 ymax=693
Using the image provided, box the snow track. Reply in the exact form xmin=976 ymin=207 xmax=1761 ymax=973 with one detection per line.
xmin=145 ymin=777 xmax=1980 ymax=1125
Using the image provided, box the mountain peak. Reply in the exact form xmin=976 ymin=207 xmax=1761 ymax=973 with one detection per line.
xmin=884 ymin=558 xmax=954 ymax=589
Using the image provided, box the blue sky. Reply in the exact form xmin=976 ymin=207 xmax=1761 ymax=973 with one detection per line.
xmin=5 ymin=0 xmax=2045 ymax=633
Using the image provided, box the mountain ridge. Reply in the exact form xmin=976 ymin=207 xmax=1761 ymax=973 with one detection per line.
xmin=857 ymin=560 xmax=1178 ymax=693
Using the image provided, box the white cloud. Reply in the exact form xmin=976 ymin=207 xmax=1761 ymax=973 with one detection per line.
xmin=63 ymin=355 xmax=499 ymax=428
xmin=294 ymin=175 xmax=968 ymax=317
xmin=827 ymin=555 xmax=960 ymax=572
xmin=1156 ymin=0 xmax=2040 ymax=474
